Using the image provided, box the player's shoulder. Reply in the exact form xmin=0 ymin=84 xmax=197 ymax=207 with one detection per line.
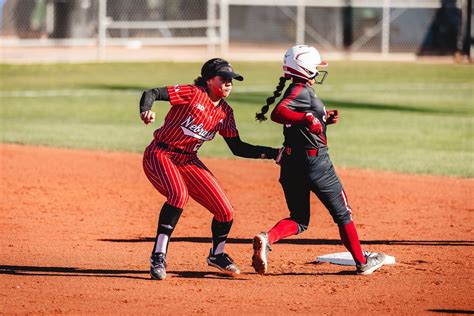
xmin=286 ymin=82 xmax=308 ymax=93
xmin=169 ymin=84 xmax=197 ymax=94
xmin=286 ymin=83 xmax=311 ymax=101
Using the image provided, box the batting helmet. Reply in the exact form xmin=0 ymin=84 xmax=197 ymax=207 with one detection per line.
xmin=283 ymin=45 xmax=328 ymax=82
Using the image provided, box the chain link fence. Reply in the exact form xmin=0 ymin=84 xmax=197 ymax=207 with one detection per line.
xmin=1 ymin=0 xmax=213 ymax=42
xmin=226 ymin=0 xmax=468 ymax=55
xmin=2 ymin=0 xmax=96 ymax=40
xmin=0 ymin=0 xmax=471 ymax=61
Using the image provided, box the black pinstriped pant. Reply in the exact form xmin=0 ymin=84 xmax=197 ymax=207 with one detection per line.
xmin=279 ymin=147 xmax=353 ymax=232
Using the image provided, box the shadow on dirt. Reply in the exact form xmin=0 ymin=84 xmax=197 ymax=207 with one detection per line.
xmin=172 ymin=271 xmax=250 ymax=280
xmin=428 ymin=309 xmax=474 ymax=314
xmin=0 ymin=265 xmax=149 ymax=280
xmin=99 ymin=237 xmax=474 ymax=247
xmin=2 ymin=264 xmax=357 ymax=280
xmin=261 ymin=270 xmax=355 ymax=276
xmin=0 ymin=265 xmax=251 ymax=281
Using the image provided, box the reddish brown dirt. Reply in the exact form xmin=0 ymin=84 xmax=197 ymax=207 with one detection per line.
xmin=1 ymin=144 xmax=473 ymax=314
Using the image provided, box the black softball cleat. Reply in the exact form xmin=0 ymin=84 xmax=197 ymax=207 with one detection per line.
xmin=207 ymin=249 xmax=240 ymax=276
xmin=150 ymin=252 xmax=167 ymax=280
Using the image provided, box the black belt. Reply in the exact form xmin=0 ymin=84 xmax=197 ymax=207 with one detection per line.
xmin=156 ymin=142 xmax=193 ymax=155
xmin=285 ymin=146 xmax=327 ymax=157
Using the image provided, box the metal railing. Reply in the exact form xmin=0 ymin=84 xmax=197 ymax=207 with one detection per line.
xmin=0 ymin=0 xmax=467 ymax=61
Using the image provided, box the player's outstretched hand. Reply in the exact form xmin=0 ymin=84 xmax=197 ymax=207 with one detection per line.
xmin=326 ymin=109 xmax=339 ymax=125
xmin=304 ymin=113 xmax=322 ymax=135
xmin=140 ymin=110 xmax=156 ymax=125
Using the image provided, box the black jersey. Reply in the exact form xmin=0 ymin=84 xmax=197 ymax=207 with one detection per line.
xmin=277 ymin=82 xmax=327 ymax=149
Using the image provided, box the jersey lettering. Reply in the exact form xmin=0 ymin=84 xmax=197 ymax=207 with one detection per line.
xmin=180 ymin=115 xmax=216 ymax=141
xmin=154 ymin=85 xmax=239 ymax=152
xmin=196 ymin=103 xmax=205 ymax=111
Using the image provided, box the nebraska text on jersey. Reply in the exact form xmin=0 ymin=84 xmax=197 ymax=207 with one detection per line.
xmin=180 ymin=115 xmax=217 ymax=141
xmin=152 ymin=85 xmax=239 ymax=153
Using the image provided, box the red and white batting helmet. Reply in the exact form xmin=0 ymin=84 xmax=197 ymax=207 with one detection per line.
xmin=283 ymin=45 xmax=328 ymax=80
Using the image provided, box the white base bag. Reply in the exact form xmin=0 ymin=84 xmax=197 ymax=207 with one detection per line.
xmin=316 ymin=251 xmax=396 ymax=266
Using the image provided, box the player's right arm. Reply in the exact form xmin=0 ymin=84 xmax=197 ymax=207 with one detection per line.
xmin=271 ymin=84 xmax=309 ymax=124
xmin=270 ymin=85 xmax=322 ymax=134
xmin=139 ymin=87 xmax=170 ymax=125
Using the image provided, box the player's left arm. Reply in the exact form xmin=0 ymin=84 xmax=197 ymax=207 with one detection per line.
xmin=223 ymin=136 xmax=279 ymax=159
xmin=220 ymin=104 xmax=279 ymax=159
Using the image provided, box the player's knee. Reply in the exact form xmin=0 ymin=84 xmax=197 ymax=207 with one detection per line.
xmin=289 ymin=216 xmax=309 ymax=234
xmin=214 ymin=207 xmax=233 ymax=222
xmin=221 ymin=209 xmax=234 ymax=222
xmin=167 ymin=193 xmax=189 ymax=209
xmin=333 ymin=210 xmax=352 ymax=226
xmin=215 ymin=213 xmax=233 ymax=222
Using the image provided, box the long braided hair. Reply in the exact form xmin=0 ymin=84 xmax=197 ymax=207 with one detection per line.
xmin=255 ymin=76 xmax=288 ymax=122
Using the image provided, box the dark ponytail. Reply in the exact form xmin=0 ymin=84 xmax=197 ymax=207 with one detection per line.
xmin=194 ymin=76 xmax=207 ymax=87
xmin=256 ymin=76 xmax=288 ymax=122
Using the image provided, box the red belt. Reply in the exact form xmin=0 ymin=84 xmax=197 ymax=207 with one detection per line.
xmin=285 ymin=147 xmax=318 ymax=157
xmin=306 ymin=148 xmax=318 ymax=156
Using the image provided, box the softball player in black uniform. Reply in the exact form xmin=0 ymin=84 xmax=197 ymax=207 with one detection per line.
xmin=252 ymin=45 xmax=386 ymax=275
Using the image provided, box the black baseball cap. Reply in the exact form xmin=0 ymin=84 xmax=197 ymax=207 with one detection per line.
xmin=201 ymin=58 xmax=244 ymax=81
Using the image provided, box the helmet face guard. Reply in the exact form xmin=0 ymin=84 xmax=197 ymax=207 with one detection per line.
xmin=312 ymin=70 xmax=328 ymax=84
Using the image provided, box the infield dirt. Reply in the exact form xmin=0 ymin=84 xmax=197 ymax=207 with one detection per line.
xmin=1 ymin=144 xmax=473 ymax=314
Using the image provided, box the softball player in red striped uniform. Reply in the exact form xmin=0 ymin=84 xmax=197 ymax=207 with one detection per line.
xmin=140 ymin=58 xmax=279 ymax=280
xmin=252 ymin=45 xmax=386 ymax=275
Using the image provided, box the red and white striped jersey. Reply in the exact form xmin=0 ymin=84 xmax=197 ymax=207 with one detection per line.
xmin=153 ymin=84 xmax=239 ymax=153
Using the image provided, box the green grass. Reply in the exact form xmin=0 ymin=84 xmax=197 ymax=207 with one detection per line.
xmin=1 ymin=61 xmax=473 ymax=177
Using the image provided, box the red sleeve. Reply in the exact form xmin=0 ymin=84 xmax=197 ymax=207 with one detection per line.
xmin=270 ymin=85 xmax=307 ymax=124
xmin=271 ymin=104 xmax=307 ymax=124
xmin=218 ymin=105 xmax=239 ymax=138
xmin=166 ymin=84 xmax=195 ymax=106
